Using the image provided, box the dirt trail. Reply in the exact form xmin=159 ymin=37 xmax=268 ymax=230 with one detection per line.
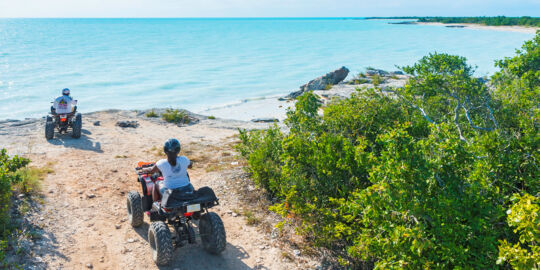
xmin=0 ymin=111 xmax=318 ymax=270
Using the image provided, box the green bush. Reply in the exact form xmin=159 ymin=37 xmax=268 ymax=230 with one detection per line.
xmin=161 ymin=108 xmax=190 ymax=124
xmin=497 ymin=194 xmax=539 ymax=269
xmin=208 ymin=115 xmax=216 ymax=120
xmin=145 ymin=110 xmax=159 ymax=118
xmin=371 ymin=74 xmax=383 ymax=86
xmin=237 ymin=126 xmax=283 ymax=196
xmin=238 ymin=33 xmax=540 ymax=268
xmin=0 ymin=149 xmax=30 ymax=265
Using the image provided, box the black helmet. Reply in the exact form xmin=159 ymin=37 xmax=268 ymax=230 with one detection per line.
xmin=163 ymin=138 xmax=181 ymax=155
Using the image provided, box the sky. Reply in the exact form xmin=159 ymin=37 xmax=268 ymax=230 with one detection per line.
xmin=0 ymin=0 xmax=539 ymax=18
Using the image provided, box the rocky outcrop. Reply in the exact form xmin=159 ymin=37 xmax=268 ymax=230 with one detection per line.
xmin=366 ymin=68 xmax=389 ymax=76
xmin=284 ymin=66 xmax=350 ymax=99
xmin=116 ymin=121 xmax=139 ymax=128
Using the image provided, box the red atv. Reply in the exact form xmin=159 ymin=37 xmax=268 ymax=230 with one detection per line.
xmin=126 ymin=162 xmax=226 ymax=266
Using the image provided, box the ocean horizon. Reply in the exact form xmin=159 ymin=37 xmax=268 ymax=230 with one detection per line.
xmin=0 ymin=18 xmax=535 ymax=120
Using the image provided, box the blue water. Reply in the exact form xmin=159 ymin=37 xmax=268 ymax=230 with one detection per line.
xmin=0 ymin=18 xmax=534 ymax=119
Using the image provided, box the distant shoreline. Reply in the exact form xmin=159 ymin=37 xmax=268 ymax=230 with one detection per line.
xmin=417 ymin=22 xmax=538 ymax=34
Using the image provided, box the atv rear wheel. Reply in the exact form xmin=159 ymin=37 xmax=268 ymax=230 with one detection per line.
xmin=199 ymin=212 xmax=226 ymax=254
xmin=148 ymin=221 xmax=173 ymax=266
xmin=72 ymin=113 xmax=82 ymax=138
xmin=127 ymin=191 xmax=144 ymax=227
xmin=45 ymin=120 xmax=54 ymax=140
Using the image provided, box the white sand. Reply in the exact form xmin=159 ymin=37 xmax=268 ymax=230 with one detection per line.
xmin=198 ymin=96 xmax=293 ymax=122
xmin=418 ymin=22 xmax=539 ymax=34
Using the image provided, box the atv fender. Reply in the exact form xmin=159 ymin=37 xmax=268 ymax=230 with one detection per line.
xmin=139 ymin=176 xmax=153 ymax=211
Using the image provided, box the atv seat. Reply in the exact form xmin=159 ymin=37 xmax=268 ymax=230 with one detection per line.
xmin=162 ymin=186 xmax=218 ymax=209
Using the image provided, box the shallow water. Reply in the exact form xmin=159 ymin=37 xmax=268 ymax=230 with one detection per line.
xmin=0 ymin=18 xmax=534 ymax=119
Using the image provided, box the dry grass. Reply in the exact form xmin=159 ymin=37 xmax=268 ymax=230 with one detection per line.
xmin=13 ymin=162 xmax=55 ymax=195
xmin=281 ymin=251 xmax=294 ymax=261
xmin=145 ymin=146 xmax=163 ymax=157
xmin=242 ymin=209 xmax=261 ymax=226
xmin=145 ymin=110 xmax=159 ymax=118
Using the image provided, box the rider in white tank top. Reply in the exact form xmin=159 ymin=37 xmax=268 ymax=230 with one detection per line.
xmin=156 ymin=156 xmax=190 ymax=189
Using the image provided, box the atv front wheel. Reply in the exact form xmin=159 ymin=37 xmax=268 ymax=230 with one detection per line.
xmin=148 ymin=221 xmax=173 ymax=266
xmin=199 ymin=212 xmax=226 ymax=254
xmin=72 ymin=113 xmax=82 ymax=138
xmin=45 ymin=120 xmax=54 ymax=140
xmin=127 ymin=191 xmax=144 ymax=227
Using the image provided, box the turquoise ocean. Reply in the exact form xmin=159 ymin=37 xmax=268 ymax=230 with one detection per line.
xmin=0 ymin=18 xmax=535 ymax=119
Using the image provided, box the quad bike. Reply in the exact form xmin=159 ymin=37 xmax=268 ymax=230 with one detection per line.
xmin=126 ymin=162 xmax=226 ymax=266
xmin=45 ymin=102 xmax=81 ymax=140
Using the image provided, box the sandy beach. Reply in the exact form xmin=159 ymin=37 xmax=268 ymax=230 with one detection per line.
xmin=417 ymin=22 xmax=539 ymax=34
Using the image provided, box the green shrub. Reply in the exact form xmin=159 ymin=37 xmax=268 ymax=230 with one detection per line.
xmin=237 ymin=126 xmax=283 ymax=196
xmin=145 ymin=110 xmax=159 ymax=118
xmin=162 ymin=108 xmax=190 ymax=124
xmin=371 ymin=74 xmax=383 ymax=86
xmin=237 ymin=32 xmax=540 ymax=268
xmin=497 ymin=193 xmax=539 ymax=269
xmin=0 ymin=149 xmax=30 ymax=265
xmin=324 ymin=84 xmax=333 ymax=90
xmin=208 ymin=115 xmax=216 ymax=120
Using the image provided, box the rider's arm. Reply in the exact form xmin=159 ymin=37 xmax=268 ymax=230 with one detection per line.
xmin=142 ymin=165 xmax=160 ymax=175
xmin=188 ymin=161 xmax=193 ymax=169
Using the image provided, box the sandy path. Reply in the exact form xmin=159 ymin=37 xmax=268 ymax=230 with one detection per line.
xmin=1 ymin=111 xmax=317 ymax=270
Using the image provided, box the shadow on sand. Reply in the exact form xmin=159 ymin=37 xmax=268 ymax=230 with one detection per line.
xmin=47 ymin=129 xmax=103 ymax=153
xmin=134 ymin=222 xmax=267 ymax=270
xmin=9 ymin=195 xmax=69 ymax=268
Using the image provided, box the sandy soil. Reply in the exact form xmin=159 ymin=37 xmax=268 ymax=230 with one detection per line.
xmin=417 ymin=22 xmax=539 ymax=34
xmin=0 ymin=111 xmax=319 ymax=270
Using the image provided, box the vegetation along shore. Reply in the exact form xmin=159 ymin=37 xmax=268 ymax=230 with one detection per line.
xmin=367 ymin=16 xmax=540 ymax=27
xmin=238 ymin=31 xmax=539 ymax=268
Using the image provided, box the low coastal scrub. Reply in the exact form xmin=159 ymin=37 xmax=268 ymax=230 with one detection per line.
xmin=418 ymin=16 xmax=540 ymax=27
xmin=0 ymin=150 xmax=30 ymax=265
xmin=371 ymin=74 xmax=383 ymax=86
xmin=0 ymin=150 xmax=51 ymax=267
xmin=161 ymin=108 xmax=190 ymax=124
xmin=238 ymin=33 xmax=539 ymax=268
xmin=368 ymin=16 xmax=540 ymax=27
xmin=145 ymin=110 xmax=159 ymax=118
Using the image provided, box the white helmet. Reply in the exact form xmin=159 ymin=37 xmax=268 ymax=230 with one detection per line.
xmin=62 ymin=88 xmax=70 ymax=96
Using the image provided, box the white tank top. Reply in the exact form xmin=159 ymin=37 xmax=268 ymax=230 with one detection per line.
xmin=156 ymin=156 xmax=190 ymax=189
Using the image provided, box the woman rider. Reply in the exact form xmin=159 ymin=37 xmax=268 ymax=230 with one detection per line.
xmin=143 ymin=138 xmax=193 ymax=201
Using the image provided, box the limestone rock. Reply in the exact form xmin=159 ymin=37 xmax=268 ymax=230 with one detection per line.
xmin=115 ymin=121 xmax=139 ymax=128
xmin=286 ymin=66 xmax=350 ymax=99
